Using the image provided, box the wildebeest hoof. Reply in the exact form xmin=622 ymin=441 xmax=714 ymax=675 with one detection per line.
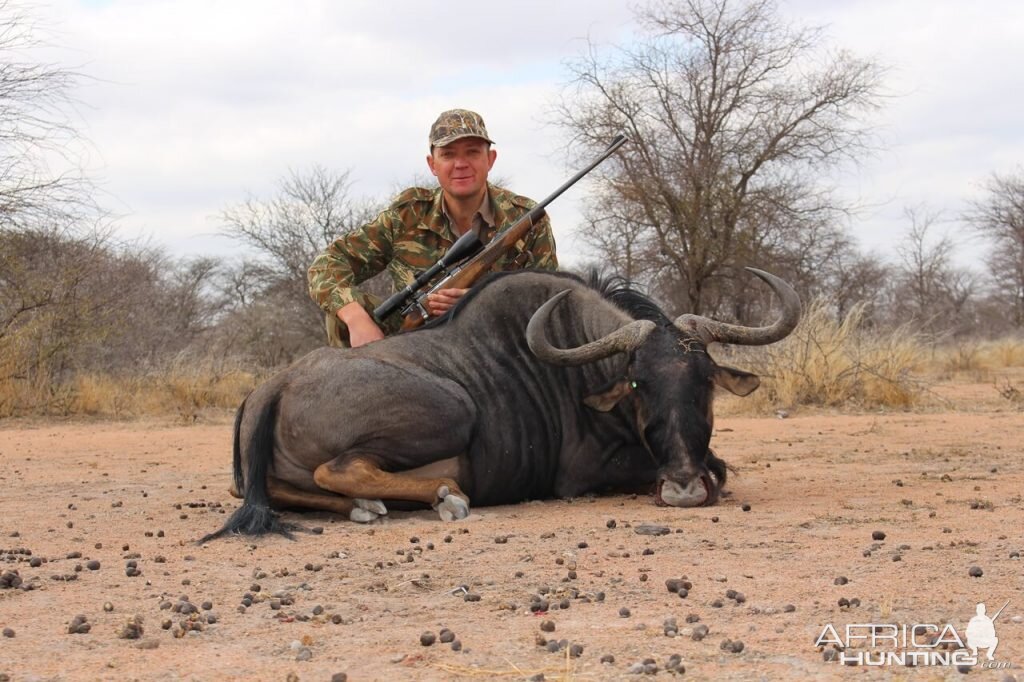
xmin=350 ymin=498 xmax=387 ymax=523
xmin=434 ymin=486 xmax=470 ymax=522
xmin=354 ymin=498 xmax=387 ymax=515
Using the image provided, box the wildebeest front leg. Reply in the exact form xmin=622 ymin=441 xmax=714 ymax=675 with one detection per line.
xmin=313 ymin=456 xmax=470 ymax=522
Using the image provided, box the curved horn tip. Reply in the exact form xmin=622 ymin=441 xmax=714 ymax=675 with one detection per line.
xmin=675 ymin=267 xmax=801 ymax=346
xmin=527 ymin=289 xmax=573 ymax=327
xmin=744 ymin=267 xmax=778 ymax=284
xmin=744 ymin=267 xmax=801 ymax=301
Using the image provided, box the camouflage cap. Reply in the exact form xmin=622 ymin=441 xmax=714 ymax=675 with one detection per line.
xmin=429 ymin=109 xmax=494 ymax=149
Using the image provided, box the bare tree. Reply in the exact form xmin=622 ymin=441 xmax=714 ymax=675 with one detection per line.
xmin=891 ymin=207 xmax=977 ymax=336
xmin=965 ymin=170 xmax=1024 ymax=329
xmin=0 ymin=225 xmax=104 ymax=384
xmin=221 ymin=166 xmax=376 ymax=289
xmin=0 ymin=1 xmax=92 ymax=228
xmin=219 ymin=166 xmax=381 ymax=360
xmin=553 ymin=0 xmax=885 ymax=316
xmin=824 ymin=246 xmax=892 ymax=323
xmin=0 ymin=223 xmax=229 ymax=416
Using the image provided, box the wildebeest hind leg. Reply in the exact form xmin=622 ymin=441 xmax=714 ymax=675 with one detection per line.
xmin=313 ymin=456 xmax=470 ymax=522
xmin=266 ymin=476 xmax=356 ymax=516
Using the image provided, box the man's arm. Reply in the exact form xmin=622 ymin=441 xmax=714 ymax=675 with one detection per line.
xmin=307 ymin=209 xmax=395 ymax=345
xmin=337 ymin=301 xmax=385 ymax=346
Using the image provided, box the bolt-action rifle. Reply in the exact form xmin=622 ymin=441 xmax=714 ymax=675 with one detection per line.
xmin=373 ymin=133 xmax=628 ymax=331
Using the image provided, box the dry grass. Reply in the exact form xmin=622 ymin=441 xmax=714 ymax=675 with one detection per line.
xmin=431 ymin=662 xmax=581 ymax=679
xmin=718 ymin=299 xmax=928 ymax=413
xmin=0 ymin=356 xmax=262 ymax=421
xmin=70 ymin=368 xmax=259 ymax=421
xmin=3 ymin=306 xmax=1022 ymax=420
xmin=982 ymin=337 xmax=1024 ymax=367
xmin=995 ymin=377 xmax=1024 ymax=407
xmin=432 ymin=647 xmax=587 ymax=680
xmin=925 ymin=336 xmax=1024 ymax=376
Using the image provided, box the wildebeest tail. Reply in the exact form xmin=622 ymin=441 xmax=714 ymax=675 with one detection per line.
xmin=707 ymin=448 xmax=729 ymax=488
xmin=231 ymin=396 xmax=246 ymax=496
xmin=199 ymin=393 xmax=298 ymax=543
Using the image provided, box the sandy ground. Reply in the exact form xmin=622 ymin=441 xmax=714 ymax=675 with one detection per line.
xmin=1 ymin=377 xmax=1023 ymax=681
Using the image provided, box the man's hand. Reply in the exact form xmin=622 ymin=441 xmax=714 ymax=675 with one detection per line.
xmin=425 ymin=287 xmax=469 ymax=317
xmin=338 ymin=302 xmax=385 ymax=348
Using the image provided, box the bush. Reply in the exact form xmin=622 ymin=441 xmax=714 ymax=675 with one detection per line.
xmin=978 ymin=337 xmax=1024 ymax=368
xmin=717 ymin=298 xmax=927 ymax=412
xmin=905 ymin=336 xmax=1024 ymax=383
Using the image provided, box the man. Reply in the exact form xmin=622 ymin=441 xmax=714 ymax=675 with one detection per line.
xmin=308 ymin=109 xmax=559 ymax=347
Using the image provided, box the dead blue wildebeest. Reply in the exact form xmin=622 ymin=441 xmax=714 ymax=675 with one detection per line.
xmin=201 ymin=269 xmax=799 ymax=541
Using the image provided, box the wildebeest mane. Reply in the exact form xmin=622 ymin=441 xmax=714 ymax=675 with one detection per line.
xmin=407 ymin=269 xmax=671 ymax=332
xmin=582 ymin=269 xmax=672 ymax=325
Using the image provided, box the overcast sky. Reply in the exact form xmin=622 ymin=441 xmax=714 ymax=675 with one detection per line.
xmin=33 ymin=0 xmax=1024 ymax=269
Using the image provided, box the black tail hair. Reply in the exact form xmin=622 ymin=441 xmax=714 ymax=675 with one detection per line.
xmin=707 ymin=448 xmax=729 ymax=489
xmin=703 ymin=448 xmax=732 ymax=506
xmin=231 ymin=397 xmax=246 ymax=496
xmin=199 ymin=394 xmax=300 ymax=543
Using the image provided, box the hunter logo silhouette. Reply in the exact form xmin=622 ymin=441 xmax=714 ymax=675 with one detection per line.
xmin=965 ymin=601 xmax=1007 ymax=661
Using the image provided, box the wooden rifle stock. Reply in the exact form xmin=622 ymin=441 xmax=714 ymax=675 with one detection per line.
xmin=377 ymin=133 xmax=629 ymax=331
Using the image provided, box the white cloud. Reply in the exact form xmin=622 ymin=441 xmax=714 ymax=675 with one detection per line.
xmin=788 ymin=0 xmax=1024 ymax=263
xmin=27 ymin=0 xmax=1024 ymax=271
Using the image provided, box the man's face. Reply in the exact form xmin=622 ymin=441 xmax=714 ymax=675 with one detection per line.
xmin=427 ymin=137 xmax=497 ymax=201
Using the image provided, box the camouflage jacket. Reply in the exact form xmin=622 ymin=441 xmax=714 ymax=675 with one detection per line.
xmin=307 ymin=183 xmax=558 ymax=335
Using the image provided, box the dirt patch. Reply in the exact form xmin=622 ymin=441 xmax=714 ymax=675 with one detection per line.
xmin=1 ymin=399 xmax=1023 ymax=680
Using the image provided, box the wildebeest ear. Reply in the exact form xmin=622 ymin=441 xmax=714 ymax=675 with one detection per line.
xmin=713 ymin=365 xmax=760 ymax=396
xmin=584 ymin=380 xmax=633 ymax=412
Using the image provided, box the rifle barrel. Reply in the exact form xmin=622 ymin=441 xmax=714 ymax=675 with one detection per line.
xmin=531 ymin=134 xmax=628 ymax=214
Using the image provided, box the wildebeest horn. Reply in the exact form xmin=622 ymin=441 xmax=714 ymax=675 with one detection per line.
xmin=673 ymin=268 xmax=801 ymax=346
xmin=527 ymin=290 xmax=657 ymax=366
